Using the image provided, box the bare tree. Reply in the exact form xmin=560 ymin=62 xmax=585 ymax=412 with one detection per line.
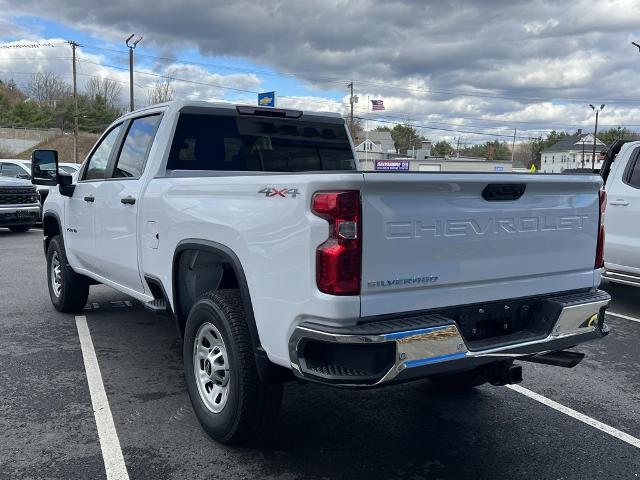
xmin=84 ymin=77 xmax=122 ymax=108
xmin=512 ymin=141 xmax=537 ymax=169
xmin=26 ymin=72 xmax=71 ymax=105
xmin=345 ymin=115 xmax=364 ymax=144
xmin=147 ymin=79 xmax=175 ymax=105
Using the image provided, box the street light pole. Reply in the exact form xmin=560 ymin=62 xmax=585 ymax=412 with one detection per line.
xmin=589 ymin=104 xmax=605 ymax=170
xmin=125 ymin=34 xmax=143 ymax=112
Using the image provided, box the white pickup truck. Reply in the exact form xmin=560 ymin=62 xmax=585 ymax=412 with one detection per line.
xmin=33 ymin=101 xmax=610 ymax=445
xmin=598 ymin=140 xmax=640 ymax=287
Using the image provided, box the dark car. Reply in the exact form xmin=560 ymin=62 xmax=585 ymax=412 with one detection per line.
xmin=0 ymin=177 xmax=40 ymax=232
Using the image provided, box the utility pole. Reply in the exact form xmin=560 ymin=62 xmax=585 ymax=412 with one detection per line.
xmin=589 ymin=104 xmax=605 ymax=170
xmin=67 ymin=40 xmax=79 ymax=164
xmin=511 ymin=128 xmax=516 ymax=163
xmin=125 ymin=34 xmax=143 ymax=111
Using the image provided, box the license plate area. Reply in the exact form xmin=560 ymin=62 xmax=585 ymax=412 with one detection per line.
xmin=441 ymin=295 xmax=556 ymax=350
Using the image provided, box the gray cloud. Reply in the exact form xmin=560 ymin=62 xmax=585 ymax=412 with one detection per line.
xmin=3 ymin=0 xmax=640 ymax=140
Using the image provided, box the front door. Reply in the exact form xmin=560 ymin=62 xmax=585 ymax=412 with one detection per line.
xmin=65 ymin=123 xmax=124 ymax=273
xmin=92 ymin=114 xmax=162 ymax=293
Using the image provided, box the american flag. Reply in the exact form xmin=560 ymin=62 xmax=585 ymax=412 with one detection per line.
xmin=371 ymin=99 xmax=385 ymax=110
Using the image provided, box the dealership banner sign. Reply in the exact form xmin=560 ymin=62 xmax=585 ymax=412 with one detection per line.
xmin=375 ymin=160 xmax=410 ymax=171
xmin=258 ymin=91 xmax=276 ymax=107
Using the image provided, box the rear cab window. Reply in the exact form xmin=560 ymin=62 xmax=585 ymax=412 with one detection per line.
xmin=167 ymin=112 xmax=356 ymax=172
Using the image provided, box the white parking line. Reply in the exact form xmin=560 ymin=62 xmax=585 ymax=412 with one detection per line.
xmin=606 ymin=311 xmax=640 ymax=324
xmin=76 ymin=316 xmax=130 ymax=480
xmin=507 ymin=384 xmax=640 ymax=449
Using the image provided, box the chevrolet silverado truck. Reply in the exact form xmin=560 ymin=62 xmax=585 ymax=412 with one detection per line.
xmin=32 ymin=101 xmax=611 ymax=445
xmin=0 ymin=176 xmax=40 ymax=232
xmin=598 ymin=140 xmax=640 ymax=287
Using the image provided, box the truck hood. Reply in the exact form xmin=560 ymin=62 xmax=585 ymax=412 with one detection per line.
xmin=0 ymin=177 xmax=34 ymax=187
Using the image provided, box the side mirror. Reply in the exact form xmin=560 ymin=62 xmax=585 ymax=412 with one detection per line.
xmin=16 ymin=172 xmax=31 ymax=180
xmin=31 ymin=149 xmax=59 ymax=186
xmin=58 ymin=172 xmax=75 ymax=197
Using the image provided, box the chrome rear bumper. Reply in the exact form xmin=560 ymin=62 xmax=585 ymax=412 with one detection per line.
xmin=602 ymin=270 xmax=640 ymax=288
xmin=288 ymin=290 xmax=610 ymax=387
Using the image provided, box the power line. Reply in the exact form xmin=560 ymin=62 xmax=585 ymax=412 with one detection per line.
xmin=354 ymin=108 xmax=548 ymax=135
xmin=9 ymin=45 xmax=640 ymax=123
xmin=355 ymin=115 xmax=539 ymax=140
xmin=47 ymin=42 xmax=640 ymax=105
xmin=77 ymin=59 xmax=262 ymax=95
xmin=78 ymin=43 xmax=348 ymax=85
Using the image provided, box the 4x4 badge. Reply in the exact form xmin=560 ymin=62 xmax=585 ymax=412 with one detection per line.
xmin=259 ymin=188 xmax=300 ymax=198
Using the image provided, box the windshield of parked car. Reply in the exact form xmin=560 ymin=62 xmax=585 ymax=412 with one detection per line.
xmin=167 ymin=113 xmax=356 ymax=172
xmin=58 ymin=165 xmax=77 ymax=174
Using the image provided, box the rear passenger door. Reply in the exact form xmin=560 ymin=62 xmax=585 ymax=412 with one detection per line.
xmin=92 ymin=114 xmax=162 ymax=293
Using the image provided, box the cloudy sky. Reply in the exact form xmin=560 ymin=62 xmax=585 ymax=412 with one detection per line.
xmin=2 ymin=0 xmax=640 ymax=144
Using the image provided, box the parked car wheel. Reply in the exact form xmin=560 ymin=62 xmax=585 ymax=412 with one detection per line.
xmin=8 ymin=225 xmax=32 ymax=233
xmin=46 ymin=235 xmax=90 ymax=312
xmin=183 ymin=289 xmax=282 ymax=445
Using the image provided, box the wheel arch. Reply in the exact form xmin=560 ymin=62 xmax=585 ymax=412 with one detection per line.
xmin=42 ymin=211 xmax=62 ymax=254
xmin=172 ymin=239 xmax=262 ymax=354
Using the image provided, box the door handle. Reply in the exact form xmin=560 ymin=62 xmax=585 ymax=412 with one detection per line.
xmin=610 ymin=199 xmax=629 ymax=206
xmin=121 ymin=196 xmax=136 ymax=205
xmin=83 ymin=195 xmax=94 ymax=203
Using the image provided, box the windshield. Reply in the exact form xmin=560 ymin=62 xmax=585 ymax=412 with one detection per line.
xmin=58 ymin=165 xmax=77 ymax=174
xmin=167 ymin=113 xmax=356 ymax=172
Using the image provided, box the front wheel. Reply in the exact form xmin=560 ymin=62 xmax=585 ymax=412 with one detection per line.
xmin=183 ymin=290 xmax=282 ymax=445
xmin=46 ymin=235 xmax=90 ymax=312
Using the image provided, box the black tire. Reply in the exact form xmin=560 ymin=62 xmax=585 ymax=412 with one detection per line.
xmin=429 ymin=369 xmax=487 ymax=391
xmin=183 ymin=289 xmax=282 ymax=445
xmin=9 ymin=225 xmax=32 ymax=232
xmin=46 ymin=235 xmax=90 ymax=313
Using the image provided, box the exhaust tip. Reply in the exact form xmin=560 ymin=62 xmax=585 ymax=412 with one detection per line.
xmin=523 ymin=350 xmax=585 ymax=368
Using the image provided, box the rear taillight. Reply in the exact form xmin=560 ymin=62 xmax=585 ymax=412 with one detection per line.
xmin=312 ymin=191 xmax=361 ymax=295
xmin=595 ymin=189 xmax=606 ymax=269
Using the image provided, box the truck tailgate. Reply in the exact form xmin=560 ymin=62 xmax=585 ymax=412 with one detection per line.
xmin=360 ymin=173 xmax=602 ymax=317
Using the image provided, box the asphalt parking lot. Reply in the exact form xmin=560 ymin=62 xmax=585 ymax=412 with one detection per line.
xmin=1 ymin=229 xmax=639 ymax=480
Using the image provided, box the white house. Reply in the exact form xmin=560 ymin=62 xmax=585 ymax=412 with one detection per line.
xmin=354 ymin=131 xmax=396 ymax=162
xmin=540 ymin=130 xmax=606 ymax=173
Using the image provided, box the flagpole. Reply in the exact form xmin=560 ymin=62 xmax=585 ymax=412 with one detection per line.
xmin=366 ymin=95 xmax=370 ymax=171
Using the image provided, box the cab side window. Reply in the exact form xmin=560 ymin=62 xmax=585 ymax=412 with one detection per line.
xmin=83 ymin=124 xmax=123 ymax=181
xmin=112 ymin=115 xmax=161 ymax=179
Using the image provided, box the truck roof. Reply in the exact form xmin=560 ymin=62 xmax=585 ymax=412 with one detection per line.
xmin=117 ymin=100 xmax=344 ymax=123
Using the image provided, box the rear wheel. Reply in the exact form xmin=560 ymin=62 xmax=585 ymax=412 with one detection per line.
xmin=183 ymin=289 xmax=282 ymax=445
xmin=429 ymin=369 xmax=487 ymax=391
xmin=46 ymin=235 xmax=90 ymax=312
xmin=9 ymin=225 xmax=31 ymax=232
